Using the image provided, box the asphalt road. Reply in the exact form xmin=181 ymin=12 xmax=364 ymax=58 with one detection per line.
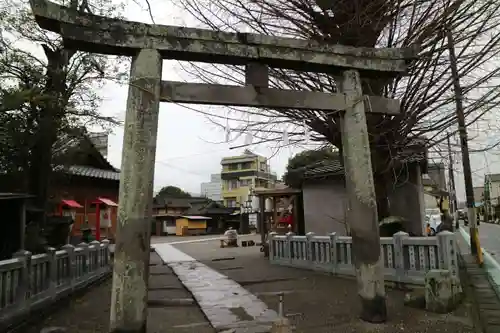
xmin=461 ymin=221 xmax=500 ymax=258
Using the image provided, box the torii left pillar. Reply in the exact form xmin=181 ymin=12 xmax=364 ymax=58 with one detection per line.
xmin=110 ymin=49 xmax=162 ymax=333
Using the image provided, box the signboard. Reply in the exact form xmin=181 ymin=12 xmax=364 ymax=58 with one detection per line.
xmin=62 ymin=209 xmax=76 ymax=220
xmin=249 ymin=213 xmax=257 ymax=227
xmin=62 ymin=209 xmax=76 ymax=233
xmin=100 ymin=207 xmax=112 ymax=228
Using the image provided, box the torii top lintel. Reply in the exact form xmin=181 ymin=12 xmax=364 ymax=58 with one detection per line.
xmin=30 ymin=0 xmax=419 ymax=76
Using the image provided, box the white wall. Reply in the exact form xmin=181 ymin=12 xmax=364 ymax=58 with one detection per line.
xmin=303 ymin=166 xmax=427 ymax=236
xmin=302 ymin=179 xmax=349 ymax=236
xmin=490 ymin=181 xmax=500 ymax=205
xmin=200 ymin=173 xmax=222 ymax=201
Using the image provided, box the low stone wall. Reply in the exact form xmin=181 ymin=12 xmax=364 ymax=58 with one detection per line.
xmin=269 ymin=231 xmax=459 ymax=285
xmin=0 ymin=240 xmax=112 ymax=332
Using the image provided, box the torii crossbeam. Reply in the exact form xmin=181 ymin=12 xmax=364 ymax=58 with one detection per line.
xmin=29 ymin=0 xmax=419 ymax=331
xmin=30 ymin=0 xmax=417 ymax=74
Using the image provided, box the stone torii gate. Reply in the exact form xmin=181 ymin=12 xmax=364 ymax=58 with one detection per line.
xmin=29 ymin=0 xmax=418 ymax=330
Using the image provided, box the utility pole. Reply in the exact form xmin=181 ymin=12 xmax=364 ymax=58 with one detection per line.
xmin=446 ymin=29 xmax=482 ymax=261
xmin=447 ymin=134 xmax=458 ymax=229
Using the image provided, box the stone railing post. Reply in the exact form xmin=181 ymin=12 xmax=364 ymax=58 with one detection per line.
xmin=286 ymin=232 xmax=294 ymax=263
xmin=329 ymin=232 xmax=338 ymax=274
xmin=90 ymin=240 xmax=101 ymax=273
xmin=437 ymin=231 xmax=459 ymax=279
xmin=46 ymin=247 xmax=57 ymax=297
xmin=101 ymin=239 xmax=111 ymax=268
xmin=13 ymin=250 xmax=32 ymax=307
xmin=306 ymin=232 xmax=315 ymax=262
xmin=62 ymin=244 xmax=76 ymax=285
xmin=393 ymin=231 xmax=409 ymax=283
xmin=268 ymin=232 xmax=277 ymax=260
xmin=78 ymin=242 xmax=89 ymax=275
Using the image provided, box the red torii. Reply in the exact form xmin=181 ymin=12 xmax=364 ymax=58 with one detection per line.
xmin=92 ymin=197 xmax=118 ymax=241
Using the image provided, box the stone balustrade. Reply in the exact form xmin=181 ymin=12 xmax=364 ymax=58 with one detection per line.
xmin=269 ymin=231 xmax=458 ymax=285
xmin=0 ymin=240 xmax=112 ymax=331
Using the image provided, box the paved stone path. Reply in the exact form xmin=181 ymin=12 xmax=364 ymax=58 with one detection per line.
xmin=153 ymin=243 xmax=278 ymax=332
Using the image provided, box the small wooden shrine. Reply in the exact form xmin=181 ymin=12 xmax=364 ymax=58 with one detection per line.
xmin=254 ymin=187 xmax=305 ymax=256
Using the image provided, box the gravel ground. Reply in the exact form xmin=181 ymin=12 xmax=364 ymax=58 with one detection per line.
xmin=23 ymin=236 xmax=477 ymax=333
xmin=174 ymin=239 xmax=477 ymax=333
xmin=23 ymin=253 xmax=214 ymax=333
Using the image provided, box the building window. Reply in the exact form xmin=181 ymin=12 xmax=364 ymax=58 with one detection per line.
xmin=228 ymin=163 xmax=239 ymax=171
xmin=258 ymin=180 xmax=269 ymax=188
xmin=242 ymin=162 xmax=252 ymax=170
xmin=240 ymin=179 xmax=250 ymax=186
xmin=226 ymin=199 xmax=237 ymax=207
xmin=228 ymin=180 xmax=238 ymax=190
xmin=260 ymin=162 xmax=266 ymax=171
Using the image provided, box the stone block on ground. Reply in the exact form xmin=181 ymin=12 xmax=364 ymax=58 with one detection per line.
xmin=404 ymin=292 xmax=426 ymax=309
xmin=40 ymin=327 xmax=67 ymax=333
xmin=425 ymin=269 xmax=463 ymax=313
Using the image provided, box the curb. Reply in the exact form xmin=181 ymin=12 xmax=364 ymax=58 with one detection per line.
xmin=457 ymin=228 xmax=500 ymax=333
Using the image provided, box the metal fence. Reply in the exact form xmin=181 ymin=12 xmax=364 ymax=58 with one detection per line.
xmin=0 ymin=240 xmax=112 ymax=330
xmin=269 ymin=231 xmax=458 ymax=285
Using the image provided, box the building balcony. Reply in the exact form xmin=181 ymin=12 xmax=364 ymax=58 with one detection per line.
xmin=221 ymin=167 xmax=257 ymax=174
xmin=220 ymin=170 xmax=277 ymax=181
xmin=222 ymin=187 xmax=249 ymax=198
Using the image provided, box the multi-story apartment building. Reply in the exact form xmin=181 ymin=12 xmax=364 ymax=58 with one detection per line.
xmin=473 ymin=186 xmax=484 ymax=205
xmin=484 ymin=173 xmax=500 ymax=217
xmin=221 ymin=150 xmax=277 ymax=207
xmin=200 ymin=174 xmax=222 ymax=202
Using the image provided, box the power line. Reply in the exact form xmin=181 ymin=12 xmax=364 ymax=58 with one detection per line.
xmin=154 ymin=160 xmax=208 ymax=178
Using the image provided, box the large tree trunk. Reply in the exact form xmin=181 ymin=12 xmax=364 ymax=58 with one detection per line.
xmin=29 ymin=111 xmax=57 ymax=215
xmin=28 ymin=46 xmax=71 ymax=221
xmin=386 ymin=164 xmax=426 ymax=236
xmin=374 ymin=172 xmax=391 ymax=221
xmin=368 ymin=139 xmax=392 ymax=223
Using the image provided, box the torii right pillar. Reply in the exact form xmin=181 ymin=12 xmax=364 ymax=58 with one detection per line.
xmin=340 ymin=70 xmax=386 ymax=323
